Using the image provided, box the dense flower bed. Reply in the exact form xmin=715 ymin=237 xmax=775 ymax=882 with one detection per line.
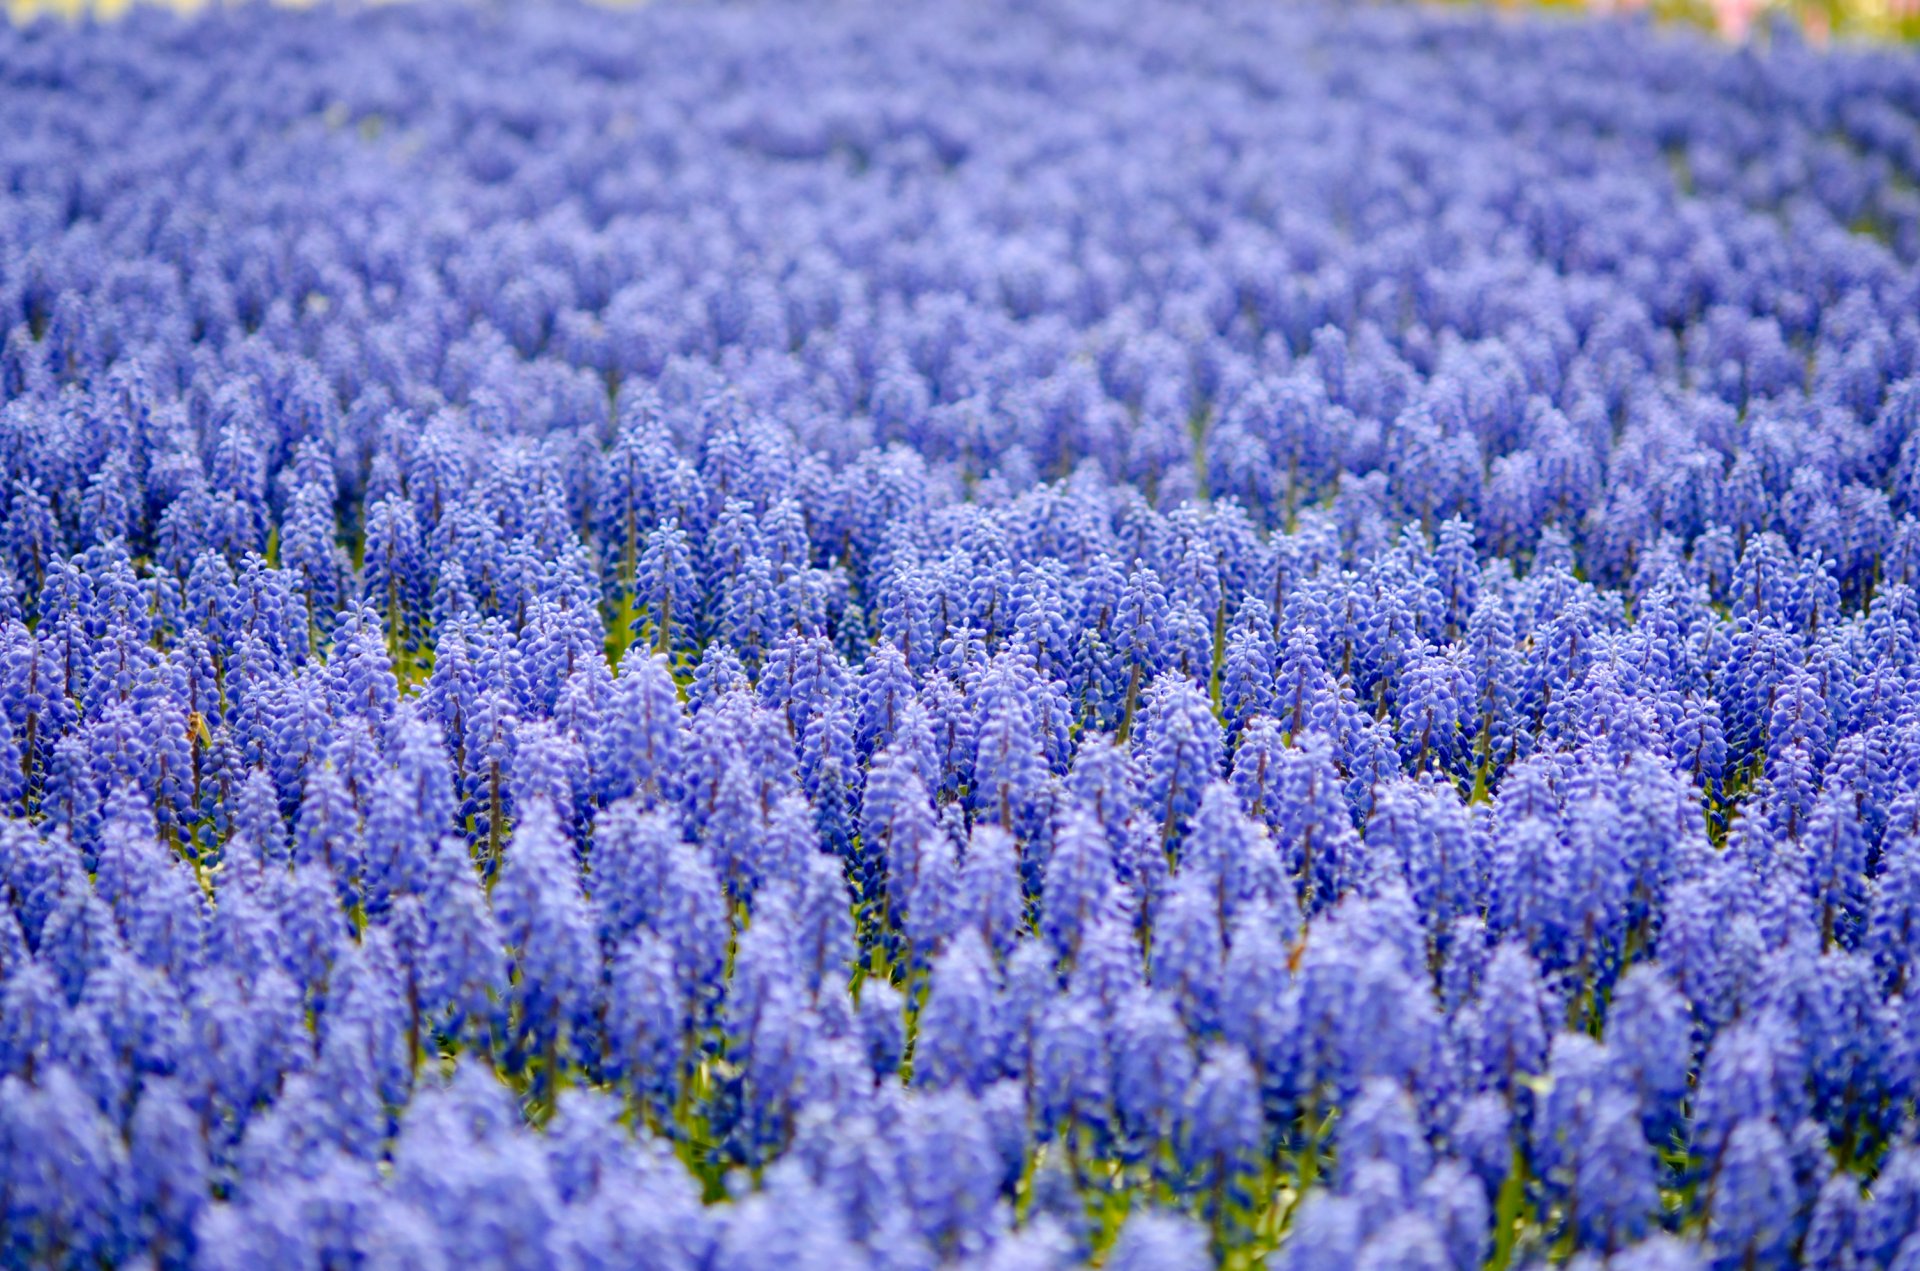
xmin=3 ymin=2 xmax=1920 ymax=1267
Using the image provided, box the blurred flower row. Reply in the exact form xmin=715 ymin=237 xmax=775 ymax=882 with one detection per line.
xmin=8 ymin=0 xmax=1920 ymax=44
xmin=1462 ymin=0 xmax=1920 ymax=42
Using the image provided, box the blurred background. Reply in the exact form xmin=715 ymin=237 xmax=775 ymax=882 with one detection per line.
xmin=5 ymin=0 xmax=1920 ymax=43
xmin=1502 ymin=0 xmax=1920 ymax=42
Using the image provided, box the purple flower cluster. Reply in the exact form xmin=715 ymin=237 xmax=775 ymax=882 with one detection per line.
xmin=2 ymin=0 xmax=1920 ymax=1266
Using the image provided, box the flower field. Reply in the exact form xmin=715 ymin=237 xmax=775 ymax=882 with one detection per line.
xmin=3 ymin=1 xmax=1920 ymax=1268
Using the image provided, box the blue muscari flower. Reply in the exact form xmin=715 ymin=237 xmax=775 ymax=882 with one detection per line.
xmin=41 ymin=872 xmax=125 ymax=1005
xmin=1272 ymin=626 xmax=1342 ymax=743
xmin=0 ymin=1065 xmax=133 ymax=1268
xmin=1353 ymin=1213 xmax=1454 ymax=1271
xmin=1761 ymin=947 xmax=1893 ymax=1145
xmin=568 ymin=1152 xmax=712 ymax=1271
xmin=775 ymin=844 xmax=852 ymax=1006
xmin=1040 ymin=809 xmax=1115 ymax=968
xmin=193 ymin=1190 xmax=325 ymax=1271
xmin=1604 ymin=964 xmax=1692 ymax=1144
xmin=1113 ymin=570 xmax=1172 ymax=726
xmin=1706 ymin=1118 xmax=1797 ymax=1271
xmin=701 ymin=757 xmax=774 ymax=902
xmin=389 ymin=1065 xmax=573 ymax=1270
xmin=129 ymin=1078 xmax=210 ymax=1268
xmin=1066 ymin=731 xmax=1139 ymax=858
xmin=1303 ymin=908 xmax=1448 ymax=1111
xmin=1177 ymin=1042 xmax=1263 ymax=1222
xmin=293 ymin=1020 xmax=389 ymax=1168
xmin=606 ymin=929 xmax=689 ymax=1116
xmin=1337 ymin=1078 xmax=1432 ymax=1198
xmin=723 ymin=555 xmax=786 ymax=672
xmin=895 ymin=1087 xmax=1008 ymax=1257
xmin=713 ymin=1161 xmax=865 ymax=1271
xmin=94 ymin=785 xmax=204 ymax=973
xmin=364 ymin=494 xmax=431 ymax=653
xmin=1800 ymin=1169 xmax=1867 ymax=1271
xmin=1437 ymin=916 xmax=1491 ymax=1017
xmin=1516 ymin=575 xmax=1600 ymax=742
xmin=970 ymin=665 xmax=1052 ymax=848
xmin=1218 ymin=896 xmax=1300 ymax=1103
xmin=1863 ymin=1145 xmax=1920 ymax=1269
xmin=1691 ymin=1010 xmax=1810 ymax=1173
xmin=1226 ymin=716 xmax=1289 ymax=833
xmin=1395 ymin=641 xmax=1474 ymax=779
xmin=1069 ymin=554 xmax=1127 ymax=726
xmin=1870 ymin=817 xmax=1920 ymax=992
xmin=787 ymin=1101 xmax=918 ymax=1254
xmin=327 ymin=602 xmax=400 ymax=726
xmin=517 ymin=633 xmax=611 ymax=767
xmin=759 ymin=634 xmax=852 ymax=752
xmin=77 ymin=946 xmax=185 ymax=1091
xmin=1428 ymin=518 xmax=1479 ymax=636
xmin=1665 ymin=828 xmax=1760 ymax=978
xmin=0 ymin=621 xmax=73 ymax=800
xmin=1190 ymin=781 xmax=1294 ymax=926
xmin=362 ymin=712 xmax=457 ymax=917
xmin=1415 ymin=1160 xmax=1489 ymax=1271
xmin=956 ymin=824 xmax=1027 ymax=961
xmin=1768 ymin=653 xmax=1839 ymax=781
xmin=1165 ymin=601 xmax=1213 ymax=689
xmin=706 ymin=500 xmax=766 ymax=603
xmin=1566 ymin=1085 xmax=1660 ymax=1253
xmin=491 ymin=799 xmax=600 ymax=1084
xmin=0 ymin=957 xmax=67 ymax=1081
xmin=875 ymin=561 xmax=935 ymax=676
xmin=860 ymin=744 xmax=945 ymax=941
xmin=281 ymin=483 xmax=345 ymax=626
xmin=1802 ymin=786 xmax=1871 ymax=951
xmin=921 ymin=671 xmax=979 ymax=804
xmin=854 ymin=641 xmax=918 ymax=763
xmin=1367 ymin=777 xmax=1486 ymax=938
xmin=1673 ymin=692 xmax=1728 ymax=806
xmin=327 ymin=930 xmax=414 ymax=1111
xmin=803 ymin=741 xmax=862 ymax=862
xmin=1110 ymin=987 xmax=1195 ymax=1158
xmin=538 ymin=1088 xmax=643 ymax=1208
xmin=728 ymin=982 xmax=832 ymax=1167
xmin=1104 ymin=1210 xmax=1210 ymax=1271
xmin=1067 ymin=893 xmax=1144 ymax=1013
xmin=416 ymin=838 xmax=505 ymax=1044
xmin=1270 ymin=1191 xmax=1364 ymax=1271
xmin=302 ymin=733 xmax=380 ymax=886
xmin=1152 ymin=866 xmax=1225 ymax=1036
xmin=1533 ymin=793 xmax=1635 ymax=998
xmin=1448 ymin=1091 xmax=1514 ymax=1208
xmin=1032 ymin=991 xmax=1109 ymax=1142
xmin=1220 ymin=600 xmax=1277 ymax=742
xmin=853 ymin=976 xmax=904 ymax=1081
xmin=1009 ymin=562 xmax=1077 ymax=688
xmin=3 ymin=479 xmax=62 ymax=596
xmin=1823 ymin=733 xmax=1895 ymax=851
xmin=1267 ymin=731 xmax=1360 ymax=915
xmin=683 ymin=690 xmax=797 ymax=840
xmin=75 ymin=456 xmax=135 ymax=556
xmin=1467 ymin=941 xmax=1552 ymax=1105
xmin=635 ymin=520 xmax=702 ymax=660
xmin=902 ymin=936 xmax=998 ymax=1098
